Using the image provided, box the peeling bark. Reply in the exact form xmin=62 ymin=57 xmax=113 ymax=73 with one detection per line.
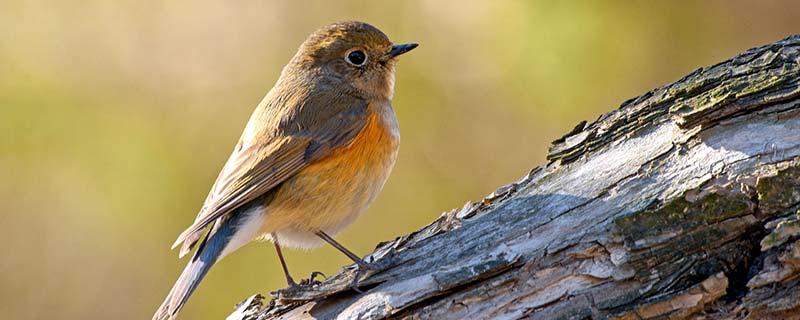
xmin=228 ymin=35 xmax=800 ymax=320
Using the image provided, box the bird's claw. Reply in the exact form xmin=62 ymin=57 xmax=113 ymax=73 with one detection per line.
xmin=271 ymin=271 xmax=327 ymax=298
xmin=297 ymin=271 xmax=326 ymax=286
xmin=348 ymin=250 xmax=397 ymax=293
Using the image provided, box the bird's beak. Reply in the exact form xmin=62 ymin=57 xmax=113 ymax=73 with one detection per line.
xmin=386 ymin=43 xmax=418 ymax=59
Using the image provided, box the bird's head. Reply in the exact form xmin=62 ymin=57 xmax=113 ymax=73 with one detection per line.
xmin=284 ymin=21 xmax=417 ymax=101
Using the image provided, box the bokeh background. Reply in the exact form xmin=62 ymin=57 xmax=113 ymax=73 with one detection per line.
xmin=2 ymin=1 xmax=799 ymax=319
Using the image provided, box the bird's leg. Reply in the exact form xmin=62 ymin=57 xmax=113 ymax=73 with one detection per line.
xmin=315 ymin=231 xmax=393 ymax=292
xmin=274 ymin=235 xmax=326 ymax=289
xmin=273 ymin=240 xmax=296 ymax=287
xmin=315 ymin=231 xmax=368 ymax=267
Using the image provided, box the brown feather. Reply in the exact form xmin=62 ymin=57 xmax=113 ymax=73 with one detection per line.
xmin=171 ymin=95 xmax=370 ymax=256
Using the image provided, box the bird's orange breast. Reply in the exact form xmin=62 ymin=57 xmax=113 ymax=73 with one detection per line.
xmin=319 ymin=107 xmax=398 ymax=174
xmin=259 ymin=104 xmax=400 ymax=248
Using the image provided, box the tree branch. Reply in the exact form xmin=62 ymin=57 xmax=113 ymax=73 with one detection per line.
xmin=228 ymin=35 xmax=800 ymax=320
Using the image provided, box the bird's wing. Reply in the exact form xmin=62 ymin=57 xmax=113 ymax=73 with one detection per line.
xmin=172 ymin=101 xmax=370 ymax=257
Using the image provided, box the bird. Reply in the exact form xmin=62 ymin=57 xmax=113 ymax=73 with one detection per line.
xmin=152 ymin=21 xmax=416 ymax=320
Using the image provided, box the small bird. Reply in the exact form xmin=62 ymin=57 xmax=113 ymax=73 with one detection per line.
xmin=153 ymin=21 xmax=416 ymax=320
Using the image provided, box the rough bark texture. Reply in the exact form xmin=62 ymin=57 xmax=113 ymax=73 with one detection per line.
xmin=227 ymin=35 xmax=800 ymax=320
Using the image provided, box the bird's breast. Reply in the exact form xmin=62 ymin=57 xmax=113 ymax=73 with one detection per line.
xmin=259 ymin=103 xmax=400 ymax=248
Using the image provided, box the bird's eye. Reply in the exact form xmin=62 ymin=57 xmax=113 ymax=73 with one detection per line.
xmin=345 ymin=50 xmax=367 ymax=66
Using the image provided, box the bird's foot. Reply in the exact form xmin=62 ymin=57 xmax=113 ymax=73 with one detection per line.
xmin=348 ymin=248 xmax=397 ymax=293
xmin=271 ymin=271 xmax=327 ymax=298
xmin=297 ymin=271 xmax=326 ymax=286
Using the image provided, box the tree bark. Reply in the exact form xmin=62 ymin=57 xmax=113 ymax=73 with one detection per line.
xmin=227 ymin=35 xmax=800 ymax=320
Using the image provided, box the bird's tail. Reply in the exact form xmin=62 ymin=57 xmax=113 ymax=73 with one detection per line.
xmin=152 ymin=214 xmax=247 ymax=320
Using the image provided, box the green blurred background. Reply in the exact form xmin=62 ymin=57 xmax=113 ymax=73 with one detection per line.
xmin=1 ymin=1 xmax=799 ymax=319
